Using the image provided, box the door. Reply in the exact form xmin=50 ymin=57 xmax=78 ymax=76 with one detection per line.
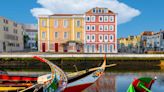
xmin=42 ymin=43 xmax=45 ymax=52
xmin=3 ymin=42 xmax=6 ymax=52
xmin=55 ymin=43 xmax=58 ymax=52
xmin=64 ymin=46 xmax=67 ymax=52
xmin=99 ymin=45 xmax=102 ymax=53
xmin=92 ymin=45 xmax=95 ymax=53
xmin=87 ymin=45 xmax=90 ymax=53
xmin=104 ymin=44 xmax=108 ymax=53
xmin=110 ymin=44 xmax=113 ymax=53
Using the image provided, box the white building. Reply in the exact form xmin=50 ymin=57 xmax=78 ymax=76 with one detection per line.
xmin=23 ymin=24 xmax=38 ymax=49
xmin=146 ymin=31 xmax=164 ymax=51
xmin=0 ymin=16 xmax=24 ymax=52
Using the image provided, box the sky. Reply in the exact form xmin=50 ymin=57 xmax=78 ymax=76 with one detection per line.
xmin=0 ymin=0 xmax=164 ymax=38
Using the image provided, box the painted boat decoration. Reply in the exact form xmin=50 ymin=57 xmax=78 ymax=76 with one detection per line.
xmin=0 ymin=55 xmax=116 ymax=92
xmin=127 ymin=77 xmax=156 ymax=92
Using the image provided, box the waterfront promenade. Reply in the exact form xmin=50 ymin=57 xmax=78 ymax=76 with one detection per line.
xmin=0 ymin=53 xmax=163 ymax=58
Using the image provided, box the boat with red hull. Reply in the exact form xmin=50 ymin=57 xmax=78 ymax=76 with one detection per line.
xmin=0 ymin=55 xmax=116 ymax=92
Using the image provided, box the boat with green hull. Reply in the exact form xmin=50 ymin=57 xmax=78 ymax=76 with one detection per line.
xmin=127 ymin=77 xmax=156 ymax=92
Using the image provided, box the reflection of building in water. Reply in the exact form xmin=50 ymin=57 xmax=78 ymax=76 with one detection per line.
xmin=84 ymin=73 xmax=116 ymax=92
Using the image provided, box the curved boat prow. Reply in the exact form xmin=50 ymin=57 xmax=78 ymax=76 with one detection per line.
xmin=33 ymin=56 xmax=68 ymax=92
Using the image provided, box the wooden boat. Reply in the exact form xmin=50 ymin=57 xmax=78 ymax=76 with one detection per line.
xmin=0 ymin=55 xmax=116 ymax=92
xmin=127 ymin=77 xmax=156 ymax=92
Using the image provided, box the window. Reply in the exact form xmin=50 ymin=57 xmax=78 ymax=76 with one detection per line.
xmin=104 ymin=25 xmax=108 ymax=31
xmin=3 ymin=27 xmax=8 ymax=31
xmin=104 ymin=35 xmax=108 ymax=42
xmin=86 ymin=25 xmax=90 ymax=31
xmin=109 ymin=35 xmax=114 ymax=42
xmin=63 ymin=20 xmax=68 ymax=28
xmin=93 ymin=8 xmax=96 ymax=13
xmin=98 ymin=9 xmax=102 ymax=13
xmin=99 ymin=35 xmax=103 ymax=42
xmin=91 ymin=45 xmax=95 ymax=52
xmin=54 ymin=32 xmax=58 ymax=39
xmin=109 ymin=44 xmax=113 ymax=52
xmin=42 ymin=20 xmax=46 ymax=27
xmin=91 ymin=25 xmax=95 ymax=31
xmin=91 ymin=16 xmax=95 ymax=22
xmin=76 ymin=20 xmax=80 ymax=27
xmin=109 ymin=25 xmax=114 ymax=31
xmin=3 ymin=19 xmax=8 ymax=24
xmin=13 ymin=23 xmax=17 ymax=27
xmin=13 ymin=29 xmax=17 ymax=34
xmin=64 ymin=32 xmax=68 ymax=39
xmin=91 ymin=34 xmax=95 ymax=42
xmin=42 ymin=32 xmax=46 ymax=39
xmin=104 ymin=44 xmax=108 ymax=53
xmin=86 ymin=16 xmax=90 ymax=22
xmin=87 ymin=44 xmax=90 ymax=52
xmin=86 ymin=35 xmax=90 ymax=41
xmin=104 ymin=16 xmax=108 ymax=22
xmin=99 ymin=25 xmax=103 ymax=31
xmin=54 ymin=20 xmax=58 ymax=28
xmin=99 ymin=16 xmax=103 ymax=22
xmin=104 ymin=8 xmax=108 ymax=13
xmin=109 ymin=16 xmax=114 ymax=22
xmin=76 ymin=32 xmax=81 ymax=39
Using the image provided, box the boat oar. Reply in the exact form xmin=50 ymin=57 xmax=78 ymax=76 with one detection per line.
xmin=106 ymin=64 xmax=117 ymax=68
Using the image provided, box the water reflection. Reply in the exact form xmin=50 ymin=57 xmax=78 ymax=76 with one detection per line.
xmin=84 ymin=72 xmax=164 ymax=92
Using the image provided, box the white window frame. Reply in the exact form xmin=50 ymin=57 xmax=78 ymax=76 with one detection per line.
xmin=76 ymin=32 xmax=81 ymax=39
xmin=99 ymin=16 xmax=103 ymax=22
xmin=99 ymin=25 xmax=103 ymax=31
xmin=91 ymin=16 xmax=95 ymax=22
xmin=104 ymin=16 xmax=108 ymax=22
xmin=86 ymin=25 xmax=90 ymax=31
xmin=86 ymin=16 xmax=90 ymax=22
xmin=109 ymin=25 xmax=114 ymax=31
xmin=104 ymin=35 xmax=108 ymax=42
xmin=109 ymin=35 xmax=114 ymax=42
xmin=99 ymin=35 xmax=103 ymax=42
xmin=93 ymin=8 xmax=96 ymax=13
xmin=98 ymin=9 xmax=102 ymax=13
xmin=54 ymin=20 xmax=58 ymax=28
xmin=91 ymin=34 xmax=95 ymax=42
xmin=104 ymin=8 xmax=108 ymax=13
xmin=91 ymin=25 xmax=95 ymax=31
xmin=64 ymin=32 xmax=68 ymax=39
xmin=104 ymin=25 xmax=108 ymax=31
xmin=42 ymin=32 xmax=46 ymax=39
xmin=86 ymin=34 xmax=90 ymax=42
xmin=42 ymin=20 xmax=46 ymax=27
xmin=63 ymin=20 xmax=68 ymax=28
xmin=91 ymin=44 xmax=95 ymax=53
xmin=109 ymin=16 xmax=114 ymax=22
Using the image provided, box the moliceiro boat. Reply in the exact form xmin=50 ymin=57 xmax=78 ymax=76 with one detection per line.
xmin=0 ymin=55 xmax=116 ymax=92
xmin=127 ymin=77 xmax=156 ymax=92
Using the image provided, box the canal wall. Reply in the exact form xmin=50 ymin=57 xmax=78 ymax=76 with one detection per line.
xmin=0 ymin=54 xmax=163 ymax=72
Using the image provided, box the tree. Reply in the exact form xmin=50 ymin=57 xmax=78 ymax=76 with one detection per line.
xmin=24 ymin=34 xmax=30 ymax=48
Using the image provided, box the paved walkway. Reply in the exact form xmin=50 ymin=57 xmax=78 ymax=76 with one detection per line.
xmin=0 ymin=53 xmax=164 ymax=58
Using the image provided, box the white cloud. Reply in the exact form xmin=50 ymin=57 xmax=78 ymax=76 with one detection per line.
xmin=31 ymin=0 xmax=141 ymax=24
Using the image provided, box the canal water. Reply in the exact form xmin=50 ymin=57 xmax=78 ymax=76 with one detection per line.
xmin=84 ymin=72 xmax=164 ymax=92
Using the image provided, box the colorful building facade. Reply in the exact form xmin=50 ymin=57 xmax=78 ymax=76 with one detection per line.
xmin=38 ymin=7 xmax=117 ymax=53
xmin=38 ymin=14 xmax=85 ymax=52
xmin=85 ymin=7 xmax=117 ymax=53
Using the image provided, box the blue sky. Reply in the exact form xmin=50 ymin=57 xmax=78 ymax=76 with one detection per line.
xmin=0 ymin=0 xmax=163 ymax=38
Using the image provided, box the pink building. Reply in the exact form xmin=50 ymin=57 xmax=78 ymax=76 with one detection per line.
xmin=84 ymin=7 xmax=117 ymax=53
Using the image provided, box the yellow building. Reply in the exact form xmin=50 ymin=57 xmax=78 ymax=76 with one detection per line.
xmin=0 ymin=16 xmax=24 ymax=52
xmin=38 ymin=14 xmax=85 ymax=52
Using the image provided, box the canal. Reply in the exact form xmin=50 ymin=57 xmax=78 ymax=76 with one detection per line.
xmin=84 ymin=72 xmax=164 ymax=92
